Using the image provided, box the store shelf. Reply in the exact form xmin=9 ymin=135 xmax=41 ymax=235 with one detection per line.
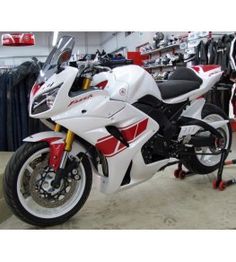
xmin=143 ymin=64 xmax=174 ymax=69
xmin=141 ymin=44 xmax=180 ymax=56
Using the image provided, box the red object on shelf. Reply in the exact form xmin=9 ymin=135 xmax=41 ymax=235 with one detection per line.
xmin=2 ymin=33 xmax=35 ymax=46
xmin=127 ymin=51 xmax=148 ymax=66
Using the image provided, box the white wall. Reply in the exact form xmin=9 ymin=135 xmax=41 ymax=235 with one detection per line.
xmin=101 ymin=32 xmax=156 ymax=53
xmin=0 ymin=46 xmax=51 ymax=65
xmin=0 ymin=32 xmax=102 ymax=66
xmin=0 ymin=32 xmax=53 ymax=66
xmin=58 ymin=32 xmax=102 ymax=57
xmin=0 ymin=31 xmax=203 ymax=66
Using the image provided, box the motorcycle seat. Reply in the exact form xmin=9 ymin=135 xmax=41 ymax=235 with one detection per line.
xmin=158 ymin=67 xmax=203 ymax=100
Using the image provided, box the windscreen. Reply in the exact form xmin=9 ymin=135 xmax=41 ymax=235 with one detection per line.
xmin=37 ymin=36 xmax=75 ymax=84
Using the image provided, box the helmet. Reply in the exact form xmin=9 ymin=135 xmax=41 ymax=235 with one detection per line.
xmin=153 ymin=32 xmax=165 ymax=49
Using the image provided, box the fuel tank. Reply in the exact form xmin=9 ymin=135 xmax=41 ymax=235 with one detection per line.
xmin=92 ymin=65 xmax=162 ymax=103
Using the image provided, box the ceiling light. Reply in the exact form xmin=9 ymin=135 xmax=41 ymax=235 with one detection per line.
xmin=52 ymin=31 xmax=58 ymax=46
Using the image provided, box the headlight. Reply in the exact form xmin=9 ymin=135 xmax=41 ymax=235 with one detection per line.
xmin=46 ymin=88 xmax=59 ymax=108
xmin=32 ymin=85 xmax=62 ymax=114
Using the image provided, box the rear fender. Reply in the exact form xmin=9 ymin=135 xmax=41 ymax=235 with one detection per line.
xmin=208 ymin=120 xmax=229 ymax=129
xmin=179 ymin=99 xmax=229 ymax=138
xmin=181 ymin=98 xmax=205 ymax=119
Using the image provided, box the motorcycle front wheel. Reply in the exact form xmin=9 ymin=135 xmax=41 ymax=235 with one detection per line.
xmin=181 ymin=103 xmax=232 ymax=174
xmin=3 ymin=142 xmax=92 ymax=227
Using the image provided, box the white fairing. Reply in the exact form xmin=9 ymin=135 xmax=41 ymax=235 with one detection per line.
xmin=29 ymin=67 xmax=80 ymax=119
xmin=29 ymin=64 xmax=226 ymax=194
xmin=92 ymin=65 xmax=162 ymax=103
xmin=181 ymin=98 xmax=205 ymax=119
xmin=178 ymin=98 xmax=229 ymax=139
xmin=54 ymin=103 xmax=160 ymax=193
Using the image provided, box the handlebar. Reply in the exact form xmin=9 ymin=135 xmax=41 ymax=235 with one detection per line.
xmin=78 ymin=60 xmax=111 ymax=70
xmin=93 ymin=65 xmax=112 ymax=71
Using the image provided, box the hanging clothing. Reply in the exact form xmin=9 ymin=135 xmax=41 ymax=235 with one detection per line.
xmin=0 ymin=73 xmax=9 ymax=150
xmin=194 ymin=40 xmax=207 ymax=65
xmin=206 ymin=39 xmax=217 ymax=65
xmin=0 ymin=60 xmax=49 ymax=151
xmin=215 ymin=35 xmax=234 ymax=73
xmin=191 ymin=34 xmax=235 ymax=117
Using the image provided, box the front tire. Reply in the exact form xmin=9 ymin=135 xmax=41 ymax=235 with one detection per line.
xmin=181 ymin=103 xmax=232 ymax=174
xmin=3 ymin=142 xmax=92 ymax=227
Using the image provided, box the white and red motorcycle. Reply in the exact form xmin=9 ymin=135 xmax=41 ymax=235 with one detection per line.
xmin=3 ymin=36 xmax=234 ymax=226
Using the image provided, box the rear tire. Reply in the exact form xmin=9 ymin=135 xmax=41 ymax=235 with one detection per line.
xmin=181 ymin=103 xmax=232 ymax=174
xmin=3 ymin=142 xmax=92 ymax=227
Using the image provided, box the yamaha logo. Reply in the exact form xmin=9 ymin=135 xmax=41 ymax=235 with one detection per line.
xmin=119 ymin=88 xmax=126 ymax=96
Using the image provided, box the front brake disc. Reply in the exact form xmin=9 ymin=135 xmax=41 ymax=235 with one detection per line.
xmin=29 ymin=158 xmax=78 ymax=208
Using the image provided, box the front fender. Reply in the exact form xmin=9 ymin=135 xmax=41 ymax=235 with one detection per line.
xmin=23 ymin=131 xmax=65 ymax=142
xmin=23 ymin=131 xmax=87 ymax=156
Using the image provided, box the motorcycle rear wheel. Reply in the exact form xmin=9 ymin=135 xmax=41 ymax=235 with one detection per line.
xmin=3 ymin=142 xmax=92 ymax=227
xmin=181 ymin=103 xmax=232 ymax=174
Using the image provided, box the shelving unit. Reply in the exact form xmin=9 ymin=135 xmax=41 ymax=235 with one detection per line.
xmin=140 ymin=43 xmax=180 ymax=56
xmin=138 ymin=40 xmax=182 ymax=82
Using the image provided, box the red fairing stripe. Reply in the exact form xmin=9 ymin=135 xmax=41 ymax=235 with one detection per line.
xmin=95 ymin=136 xmax=119 ymax=156
xmin=31 ymin=82 xmax=43 ymax=96
xmin=96 ymin=118 xmax=148 ymax=157
xmin=201 ymin=65 xmax=220 ymax=72
xmin=96 ymin=80 xmax=108 ymax=89
xmin=192 ymin=66 xmax=200 ymax=73
xmin=121 ymin=124 xmax=137 ymax=141
xmin=192 ymin=65 xmax=220 ymax=73
xmin=136 ymin=118 xmax=149 ymax=137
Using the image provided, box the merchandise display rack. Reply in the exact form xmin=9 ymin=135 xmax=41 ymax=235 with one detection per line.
xmin=138 ymin=39 xmax=182 ymax=82
xmin=140 ymin=43 xmax=180 ymax=56
xmin=141 ymin=43 xmax=180 ymax=71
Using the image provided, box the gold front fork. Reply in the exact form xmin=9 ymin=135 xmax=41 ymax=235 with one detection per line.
xmin=54 ymin=124 xmax=74 ymax=152
xmin=54 ymin=123 xmax=61 ymax=132
xmin=82 ymin=77 xmax=91 ymax=90
xmin=65 ymin=130 xmax=74 ymax=151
